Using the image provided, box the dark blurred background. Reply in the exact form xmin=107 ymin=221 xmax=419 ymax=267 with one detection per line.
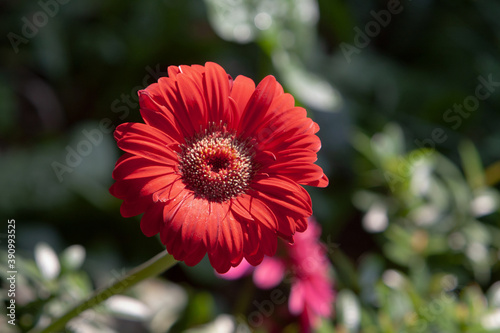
xmin=2 ymin=0 xmax=500 ymax=332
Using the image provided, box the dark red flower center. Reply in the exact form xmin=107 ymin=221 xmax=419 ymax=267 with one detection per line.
xmin=178 ymin=126 xmax=255 ymax=202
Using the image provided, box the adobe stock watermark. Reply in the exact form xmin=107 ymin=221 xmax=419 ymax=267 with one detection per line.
xmin=247 ymin=289 xmax=288 ymax=327
xmin=384 ymin=74 xmax=500 ymax=191
xmin=403 ymin=276 xmax=458 ymax=333
xmin=51 ymin=64 xmax=168 ymax=182
xmin=7 ymin=0 xmax=71 ymax=54
xmin=442 ymin=74 xmax=500 ymax=130
xmin=340 ymin=0 xmax=404 ymax=64
xmin=407 ymin=291 xmax=456 ymax=333
xmin=6 ymin=219 xmax=17 ymax=326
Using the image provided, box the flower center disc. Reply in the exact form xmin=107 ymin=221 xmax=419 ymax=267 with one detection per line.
xmin=179 ymin=128 xmax=255 ymax=202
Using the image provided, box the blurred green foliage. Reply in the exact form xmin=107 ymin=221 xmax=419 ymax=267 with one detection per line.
xmin=1 ymin=0 xmax=500 ymax=332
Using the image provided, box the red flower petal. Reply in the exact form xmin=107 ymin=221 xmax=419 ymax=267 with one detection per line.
xmin=238 ymin=194 xmax=278 ymax=231
xmin=139 ymin=95 xmax=184 ymax=143
xmin=183 ymin=241 xmax=207 ymax=266
xmin=267 ymin=163 xmax=329 ymax=188
xmin=112 ymin=154 xmax=175 ymax=180
xmin=109 ymin=62 xmax=328 ymax=273
xmin=204 ymin=62 xmax=230 ymax=123
xmin=229 ymin=75 xmax=255 ymax=124
xmin=176 ymin=69 xmax=208 ymax=132
xmin=140 ymin=202 xmax=164 ymax=236
xmin=242 ymin=220 xmax=261 ymax=258
xmin=152 ymin=177 xmax=185 ymax=202
xmin=120 ymin=196 xmax=152 ymax=218
xmin=167 ymin=65 xmax=181 ymax=78
xmin=238 ymin=75 xmax=278 ymax=138
xmin=248 ymin=93 xmax=296 ymax=141
xmin=259 ymin=223 xmax=278 ymax=257
xmin=169 ymin=194 xmax=210 ymax=252
xmin=114 ymin=123 xmax=179 ymax=165
xmin=155 ymin=77 xmax=197 ymax=138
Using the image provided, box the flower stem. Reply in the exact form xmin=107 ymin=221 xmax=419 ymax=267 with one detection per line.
xmin=31 ymin=250 xmax=177 ymax=333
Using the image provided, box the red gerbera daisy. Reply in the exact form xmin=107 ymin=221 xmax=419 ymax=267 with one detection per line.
xmin=109 ymin=62 xmax=328 ymax=273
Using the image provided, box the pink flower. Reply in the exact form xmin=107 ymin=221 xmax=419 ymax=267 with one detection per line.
xmin=218 ymin=218 xmax=335 ymax=331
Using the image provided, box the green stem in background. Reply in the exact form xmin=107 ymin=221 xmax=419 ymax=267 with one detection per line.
xmin=31 ymin=250 xmax=178 ymax=333
xmin=330 ymin=247 xmax=360 ymax=292
xmin=233 ymin=275 xmax=256 ymax=317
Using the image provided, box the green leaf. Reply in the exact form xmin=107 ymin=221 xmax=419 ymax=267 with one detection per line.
xmin=459 ymin=140 xmax=485 ymax=190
